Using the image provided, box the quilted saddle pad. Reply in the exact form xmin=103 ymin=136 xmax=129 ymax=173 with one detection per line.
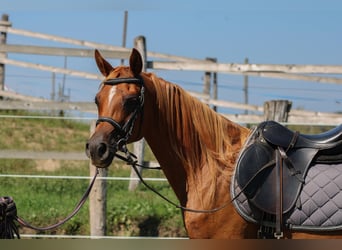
xmin=231 ymin=162 xmax=342 ymax=231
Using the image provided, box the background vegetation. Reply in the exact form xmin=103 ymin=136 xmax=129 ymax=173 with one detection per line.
xmin=0 ymin=110 xmax=186 ymax=238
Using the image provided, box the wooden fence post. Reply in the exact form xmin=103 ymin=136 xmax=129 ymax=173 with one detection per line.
xmin=243 ymin=58 xmax=249 ymax=114
xmin=211 ymin=58 xmax=218 ymax=112
xmin=263 ymin=100 xmax=292 ymax=122
xmin=203 ymin=57 xmax=217 ymax=110
xmin=89 ymin=120 xmax=107 ymax=237
xmin=0 ymin=14 xmax=11 ymax=91
xmin=128 ymin=36 xmax=147 ymax=191
xmin=203 ymin=60 xmax=211 ymax=101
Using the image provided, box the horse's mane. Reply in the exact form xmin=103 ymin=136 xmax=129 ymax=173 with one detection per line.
xmin=145 ymin=72 xmax=250 ymax=206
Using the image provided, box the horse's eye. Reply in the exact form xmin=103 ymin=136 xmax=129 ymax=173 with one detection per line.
xmin=124 ymin=97 xmax=138 ymax=112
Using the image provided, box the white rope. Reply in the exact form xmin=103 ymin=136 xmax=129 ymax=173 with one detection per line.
xmin=0 ymin=173 xmax=167 ymax=182
xmin=0 ymin=114 xmax=95 ymax=120
xmin=20 ymin=234 xmax=187 ymax=239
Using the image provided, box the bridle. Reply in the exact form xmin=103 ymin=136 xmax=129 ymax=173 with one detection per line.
xmin=96 ymin=77 xmax=145 ymax=152
xmin=0 ymin=76 xmax=230 ymax=239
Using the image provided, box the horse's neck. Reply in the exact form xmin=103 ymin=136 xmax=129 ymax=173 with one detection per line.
xmin=141 ymin=76 xmax=249 ymax=205
xmin=143 ymin=130 xmax=186 ymax=205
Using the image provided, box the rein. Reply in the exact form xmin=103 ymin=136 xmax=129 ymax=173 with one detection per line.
xmin=0 ymin=169 xmax=98 ymax=239
xmin=116 ymin=146 xmax=232 ymax=214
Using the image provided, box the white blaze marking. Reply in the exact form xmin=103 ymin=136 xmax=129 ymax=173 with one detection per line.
xmin=108 ymin=86 xmax=117 ymax=107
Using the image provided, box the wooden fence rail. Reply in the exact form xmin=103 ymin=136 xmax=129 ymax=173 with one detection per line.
xmin=0 ymin=26 xmax=203 ymax=62
xmin=1 ymin=98 xmax=341 ymax=125
xmin=0 ymin=44 xmax=129 ymax=59
xmin=0 ymin=57 xmax=102 ymax=80
xmin=1 ymin=24 xmax=342 ymax=82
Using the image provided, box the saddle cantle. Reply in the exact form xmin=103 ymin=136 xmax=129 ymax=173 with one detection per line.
xmin=262 ymin=120 xmax=342 ymax=148
xmin=232 ymin=121 xmax=342 ymax=238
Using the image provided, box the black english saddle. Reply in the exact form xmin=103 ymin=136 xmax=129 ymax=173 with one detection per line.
xmin=234 ymin=121 xmax=342 ymax=237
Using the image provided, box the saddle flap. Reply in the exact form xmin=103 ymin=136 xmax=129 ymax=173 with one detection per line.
xmin=235 ymin=122 xmax=320 ymax=215
xmin=236 ymin=141 xmax=274 ymax=198
xmin=232 ymin=162 xmax=342 ymax=232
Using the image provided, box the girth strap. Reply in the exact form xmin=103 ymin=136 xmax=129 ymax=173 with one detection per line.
xmin=275 ymin=148 xmax=284 ymax=239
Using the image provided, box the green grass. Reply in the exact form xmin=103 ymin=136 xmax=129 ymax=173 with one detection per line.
xmin=0 ymin=110 xmax=186 ymax=237
xmin=1 ymin=169 xmax=185 ymax=237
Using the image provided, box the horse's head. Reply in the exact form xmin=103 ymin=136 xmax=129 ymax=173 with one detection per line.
xmin=86 ymin=48 xmax=145 ymax=168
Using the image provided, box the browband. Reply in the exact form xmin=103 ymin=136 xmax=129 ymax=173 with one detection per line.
xmin=103 ymin=77 xmax=143 ymax=86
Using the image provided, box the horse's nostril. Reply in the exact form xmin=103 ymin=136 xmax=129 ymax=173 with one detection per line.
xmin=85 ymin=142 xmax=90 ymax=157
xmin=97 ymin=143 xmax=107 ymax=157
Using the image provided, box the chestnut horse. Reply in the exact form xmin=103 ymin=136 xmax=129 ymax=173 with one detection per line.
xmin=86 ymin=48 xmax=342 ymax=239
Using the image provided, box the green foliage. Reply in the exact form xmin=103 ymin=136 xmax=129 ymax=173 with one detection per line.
xmin=287 ymin=124 xmax=334 ymax=134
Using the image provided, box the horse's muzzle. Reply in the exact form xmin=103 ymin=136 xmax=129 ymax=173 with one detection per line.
xmin=85 ymin=139 xmax=115 ymax=168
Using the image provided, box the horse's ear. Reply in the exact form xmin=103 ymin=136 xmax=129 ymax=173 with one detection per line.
xmin=129 ymin=48 xmax=143 ymax=76
xmin=94 ymin=49 xmax=113 ymax=77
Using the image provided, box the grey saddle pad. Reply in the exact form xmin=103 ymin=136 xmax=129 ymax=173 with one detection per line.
xmin=231 ymin=162 xmax=342 ymax=231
